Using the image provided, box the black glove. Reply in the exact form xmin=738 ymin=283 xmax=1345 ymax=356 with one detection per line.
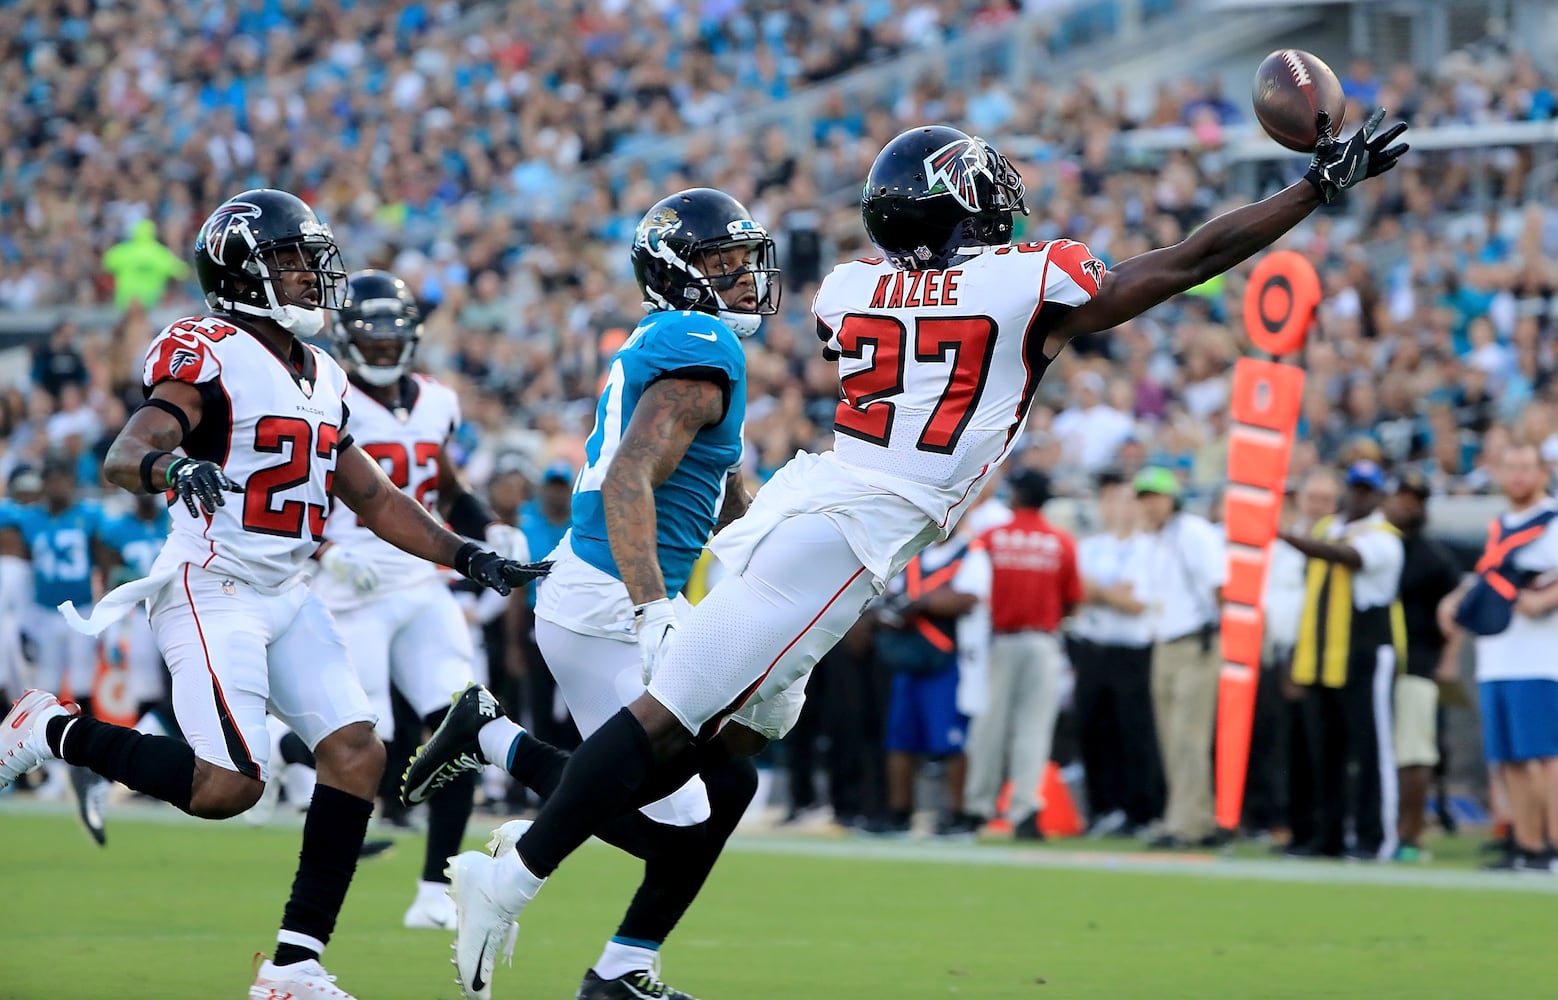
xmin=167 ymin=457 xmax=242 ymax=518
xmin=1304 ymin=107 xmax=1409 ymax=204
xmin=453 ymin=542 xmax=552 ymax=596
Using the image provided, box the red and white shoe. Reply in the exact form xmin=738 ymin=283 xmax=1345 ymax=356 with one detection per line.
xmin=0 ymin=690 xmax=76 ymax=792
xmin=248 ymin=956 xmax=359 ymax=1000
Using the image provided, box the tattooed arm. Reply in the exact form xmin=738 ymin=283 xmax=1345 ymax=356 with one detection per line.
xmin=1047 ymin=182 xmax=1321 ymax=346
xmin=714 ymin=470 xmax=750 ymax=535
xmin=336 ymin=442 xmax=468 ymax=567
xmin=602 ymin=376 xmax=726 ymax=605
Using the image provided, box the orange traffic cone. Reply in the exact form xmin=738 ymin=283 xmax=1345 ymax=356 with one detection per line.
xmin=1037 ymin=762 xmax=1083 ymax=838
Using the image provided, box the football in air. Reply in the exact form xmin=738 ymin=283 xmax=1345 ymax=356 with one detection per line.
xmin=1252 ymin=49 xmax=1346 ymax=152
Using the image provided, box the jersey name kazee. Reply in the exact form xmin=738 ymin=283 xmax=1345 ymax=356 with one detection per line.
xmin=814 ymin=239 xmax=1105 ymax=529
xmin=569 ymin=309 xmax=746 ymax=596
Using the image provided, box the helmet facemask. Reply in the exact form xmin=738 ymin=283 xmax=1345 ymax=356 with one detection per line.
xmin=639 ymin=228 xmax=782 ymax=338
xmin=338 ymin=302 xmax=420 ymax=386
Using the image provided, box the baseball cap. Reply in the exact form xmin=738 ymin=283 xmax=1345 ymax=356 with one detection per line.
xmin=1394 ymin=468 xmax=1431 ymax=500
xmin=1133 ymin=466 xmax=1181 ymax=498
xmin=1345 ymin=460 xmax=1386 ymax=492
xmin=541 ymin=461 xmax=574 ymax=484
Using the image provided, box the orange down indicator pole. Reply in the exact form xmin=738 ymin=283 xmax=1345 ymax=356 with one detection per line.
xmin=1216 ymin=250 xmax=1318 ymax=832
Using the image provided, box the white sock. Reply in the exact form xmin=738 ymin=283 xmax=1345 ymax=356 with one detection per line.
xmin=492 ymin=843 xmax=546 ymax=908
xmin=593 ymin=938 xmax=660 ymax=980
xmin=416 ymin=879 xmax=450 ymax=903
xmin=477 ymin=716 xmax=525 ymax=769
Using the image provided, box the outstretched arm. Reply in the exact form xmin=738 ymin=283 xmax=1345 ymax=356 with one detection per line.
xmin=1049 ymin=109 xmax=1407 ymax=344
xmin=336 ymin=443 xmax=467 ymax=567
xmin=601 ymin=377 xmax=725 ymax=605
xmin=1277 ymin=531 xmax=1363 ymax=570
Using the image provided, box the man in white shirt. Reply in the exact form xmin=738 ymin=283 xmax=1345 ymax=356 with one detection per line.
xmin=1247 ymin=468 xmax=1339 ymax=840
xmin=1279 ymin=461 xmax=1405 ymax=861
xmin=1052 ymin=370 xmax=1135 ymax=473
xmin=1133 ymin=467 xmax=1226 ymax=848
xmin=1440 ymin=442 xmax=1558 ymax=873
xmin=1072 ymin=469 xmax=1161 ymax=837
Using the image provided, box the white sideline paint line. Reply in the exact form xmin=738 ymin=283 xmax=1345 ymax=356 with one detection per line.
xmin=723 ymin=837 xmax=1558 ymax=895
xmin=6 ymin=798 xmax=1555 ymax=895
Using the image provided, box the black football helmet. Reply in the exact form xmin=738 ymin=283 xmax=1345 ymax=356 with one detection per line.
xmin=193 ymin=188 xmax=346 ymax=334
xmin=333 ymin=269 xmax=423 ymax=386
xmin=861 ymin=125 xmax=1028 ymax=271
xmin=631 ymin=188 xmax=781 ymax=337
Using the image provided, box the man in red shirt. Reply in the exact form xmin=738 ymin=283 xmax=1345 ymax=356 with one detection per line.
xmin=963 ymin=469 xmax=1084 ymax=839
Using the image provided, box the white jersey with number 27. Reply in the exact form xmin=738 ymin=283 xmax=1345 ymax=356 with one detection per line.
xmin=814 ymin=239 xmax=1105 ymax=531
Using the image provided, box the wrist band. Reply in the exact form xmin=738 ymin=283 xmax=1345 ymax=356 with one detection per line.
xmin=163 ymin=456 xmax=192 ymax=488
xmin=139 ymin=451 xmax=171 ymax=493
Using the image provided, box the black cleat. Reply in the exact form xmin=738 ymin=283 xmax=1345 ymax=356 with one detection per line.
xmin=358 ymin=838 xmax=395 ymax=860
xmin=577 ymin=967 xmax=699 ymax=1000
xmin=400 ymin=683 xmax=500 ymax=807
xmin=69 ymin=766 xmax=108 ymax=847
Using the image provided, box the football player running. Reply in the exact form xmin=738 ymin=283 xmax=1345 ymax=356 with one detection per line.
xmin=403 ymin=189 xmax=776 ymax=1000
xmin=423 ymin=114 xmax=1408 ymax=998
xmin=314 ymin=268 xmax=531 ymax=930
xmin=0 ymin=189 xmax=549 ymax=1000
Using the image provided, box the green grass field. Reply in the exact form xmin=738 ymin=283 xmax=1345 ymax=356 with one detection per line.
xmin=2 ymin=806 xmax=1551 ymax=1000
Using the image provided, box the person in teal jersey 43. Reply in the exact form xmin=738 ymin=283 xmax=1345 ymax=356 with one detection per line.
xmin=404 ymin=188 xmax=780 ymax=1000
xmin=0 ymin=451 xmax=109 ymax=842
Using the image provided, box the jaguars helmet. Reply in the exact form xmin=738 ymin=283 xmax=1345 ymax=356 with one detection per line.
xmin=631 ymin=188 xmax=781 ymax=337
xmin=333 ymin=270 xmax=423 ymax=386
xmin=861 ymin=125 xmax=1028 ymax=271
xmin=193 ymin=188 xmax=346 ymax=336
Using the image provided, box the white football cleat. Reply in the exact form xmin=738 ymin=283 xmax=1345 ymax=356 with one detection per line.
xmin=249 ymin=957 xmax=359 ymax=1000
xmin=404 ymin=881 xmax=458 ymax=930
xmin=0 ymin=690 xmax=75 ymax=791
xmin=445 ymin=850 xmax=528 ymax=1000
xmin=487 ymin=818 xmax=534 ymax=857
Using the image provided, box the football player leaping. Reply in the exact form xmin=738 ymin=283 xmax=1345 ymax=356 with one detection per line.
xmin=313 ymin=268 xmax=532 ymax=930
xmin=414 ymin=113 xmax=1408 ymax=999
xmin=402 ymin=188 xmax=777 ymax=1000
xmin=0 ymin=188 xmax=549 ymax=1000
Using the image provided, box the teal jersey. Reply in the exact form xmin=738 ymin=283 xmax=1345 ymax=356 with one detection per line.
xmin=99 ymin=508 xmax=171 ymax=581
xmin=570 ymin=310 xmax=745 ymax=596
xmin=10 ymin=501 xmax=104 ymax=608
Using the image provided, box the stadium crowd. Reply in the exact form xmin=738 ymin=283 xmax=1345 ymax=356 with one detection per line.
xmin=4 ymin=0 xmax=1558 ymax=866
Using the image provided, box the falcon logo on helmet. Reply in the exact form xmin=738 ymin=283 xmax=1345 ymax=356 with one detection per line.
xmin=199 ymin=201 xmax=262 ymax=267
xmin=924 ymin=139 xmax=990 ymax=214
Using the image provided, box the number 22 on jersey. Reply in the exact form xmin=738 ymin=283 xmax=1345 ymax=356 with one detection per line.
xmin=833 ymin=314 xmax=997 ymax=454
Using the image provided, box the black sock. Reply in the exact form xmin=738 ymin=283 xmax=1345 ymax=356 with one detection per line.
xmin=508 ymin=731 xmax=570 ymax=796
xmin=422 ymin=767 xmax=476 ymax=883
xmin=616 ymin=756 xmax=758 ymax=943
xmin=46 ymin=715 xmax=196 ymax=813
xmin=279 ymin=731 xmax=316 ymax=767
xmin=275 ymin=783 xmax=373 ymax=965
xmin=509 ymin=730 xmax=672 ymax=861
xmin=517 ymin=708 xmax=655 ymax=876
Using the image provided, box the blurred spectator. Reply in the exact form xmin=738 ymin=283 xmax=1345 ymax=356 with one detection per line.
xmin=1442 ymin=443 xmax=1558 ymax=873
xmin=1382 ymin=470 xmax=1463 ymax=863
xmin=1134 ymin=466 xmax=1225 ymax=849
xmin=1280 ymin=461 xmax=1405 ymax=861
xmin=863 ymin=538 xmax=985 ymax=838
xmin=1072 ymin=468 xmax=1161 ymax=836
xmin=101 ymin=220 xmax=189 ymax=311
xmin=963 ymin=469 xmax=1080 ymax=840
xmin=29 ymin=323 xmax=89 ymax=403
xmin=1053 ymin=371 xmax=1134 ymax=473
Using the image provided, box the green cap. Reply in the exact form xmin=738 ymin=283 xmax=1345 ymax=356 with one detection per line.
xmin=1133 ymin=466 xmax=1182 ymax=497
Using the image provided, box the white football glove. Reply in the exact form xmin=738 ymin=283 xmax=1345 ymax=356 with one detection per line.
xmin=319 ymin=544 xmax=380 ymax=595
xmin=484 ymin=523 xmax=531 ymax=563
xmin=634 ymin=598 xmax=678 ymax=686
